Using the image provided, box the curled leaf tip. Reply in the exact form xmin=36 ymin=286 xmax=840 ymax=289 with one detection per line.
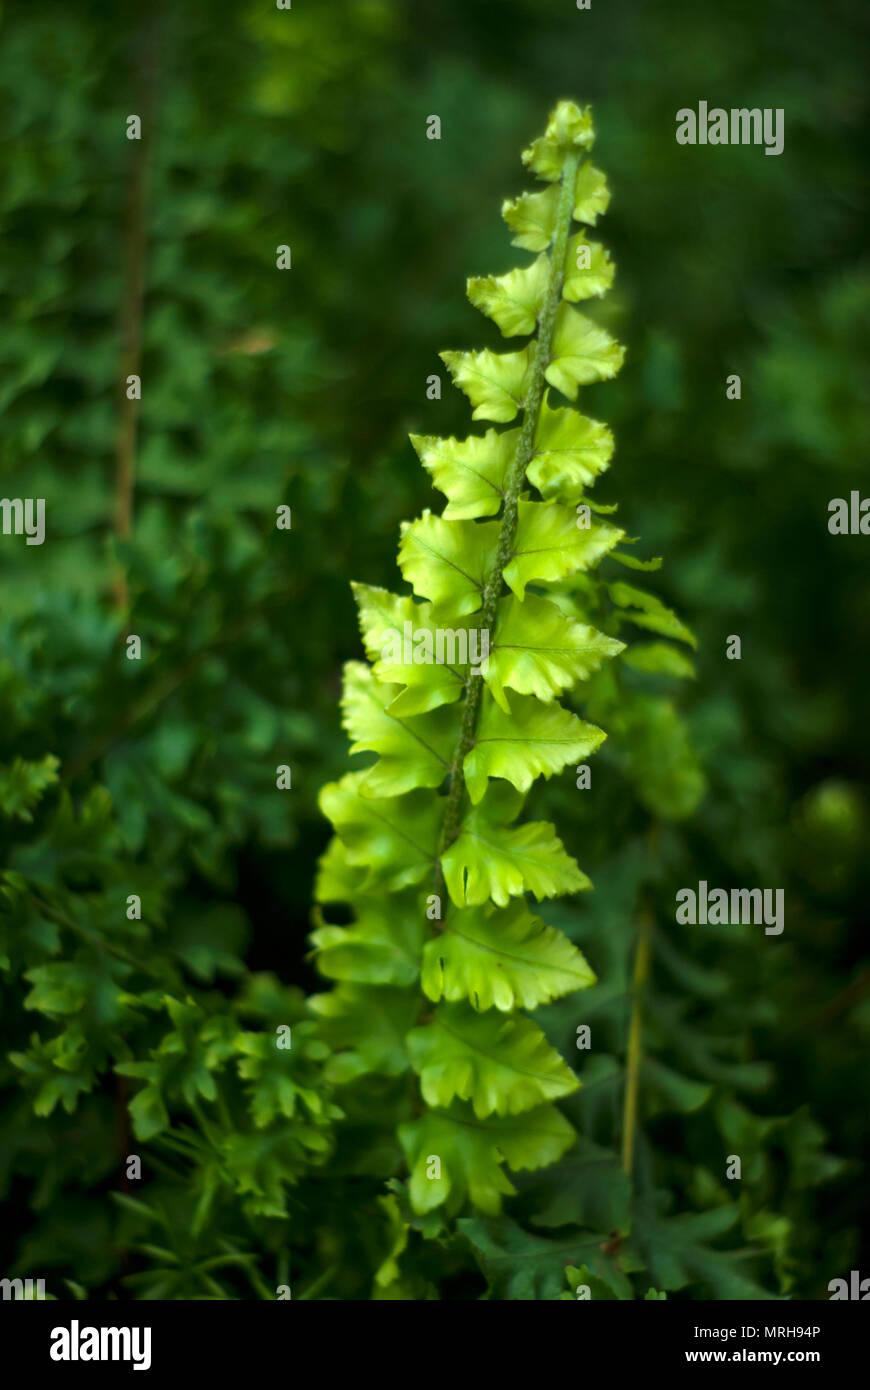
xmin=522 ymin=101 xmax=596 ymax=180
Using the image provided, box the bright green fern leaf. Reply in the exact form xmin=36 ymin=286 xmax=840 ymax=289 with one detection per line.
xmin=441 ymin=791 xmax=589 ymax=908
xmin=406 ymin=1004 xmax=579 ymax=1117
xmin=421 ymin=899 xmax=595 ymax=1011
xmin=399 ymin=1104 xmax=575 ymax=1216
xmin=410 ymin=429 xmax=517 ymax=520
xmin=463 ymin=694 xmax=605 ymax=804
xmin=439 ymin=347 xmax=532 ymax=423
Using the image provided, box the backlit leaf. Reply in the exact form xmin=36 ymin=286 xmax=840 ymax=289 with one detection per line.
xmin=503 ymin=500 xmax=623 ymax=598
xmin=410 ymin=428 xmax=518 ymax=520
xmin=522 ymin=101 xmax=596 ymax=181
xmin=422 ymin=900 xmax=595 ymax=1010
xmin=563 ymin=234 xmax=615 ymax=301
xmin=442 ymin=794 xmax=589 ymax=908
xmin=572 ymin=162 xmax=611 ymax=225
xmin=528 ymin=392 xmax=614 ymax=499
xmin=399 ymin=1103 xmax=575 ymax=1215
xmin=407 ymin=1004 xmax=579 ymax=1117
xmin=319 ymin=773 xmax=441 ymax=890
xmin=341 ymin=661 xmax=456 ymax=796
xmin=398 ymin=511 xmax=498 ymax=615
xmin=467 ymin=256 xmax=548 ymax=337
xmin=464 ymin=692 xmax=606 ymax=804
xmin=546 ymin=304 xmax=625 ymax=399
xmin=485 ymin=592 xmax=624 ymax=709
xmin=440 ymin=346 xmax=532 ymax=422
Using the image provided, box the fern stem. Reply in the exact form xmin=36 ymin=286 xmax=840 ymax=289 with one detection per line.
xmin=435 ymin=152 xmax=580 ymax=892
xmin=621 ymin=906 xmax=653 ymax=1177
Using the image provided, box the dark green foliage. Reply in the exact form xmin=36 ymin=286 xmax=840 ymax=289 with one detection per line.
xmin=0 ymin=0 xmax=865 ymax=1300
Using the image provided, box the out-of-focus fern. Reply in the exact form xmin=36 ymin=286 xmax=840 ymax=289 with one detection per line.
xmin=0 ymin=0 xmax=389 ymax=1298
xmin=0 ymin=761 xmax=341 ymax=1294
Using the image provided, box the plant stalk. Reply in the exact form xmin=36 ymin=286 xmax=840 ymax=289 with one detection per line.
xmin=621 ymin=906 xmax=653 ymax=1177
xmin=434 ymin=152 xmax=580 ymax=898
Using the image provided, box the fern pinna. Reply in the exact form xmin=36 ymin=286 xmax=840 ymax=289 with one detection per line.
xmin=312 ymin=102 xmax=636 ymax=1218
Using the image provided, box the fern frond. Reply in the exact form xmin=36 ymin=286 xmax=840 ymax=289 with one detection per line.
xmin=314 ymin=101 xmax=634 ymax=1220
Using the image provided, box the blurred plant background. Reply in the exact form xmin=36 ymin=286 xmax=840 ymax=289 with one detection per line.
xmin=0 ymin=0 xmax=866 ymax=1298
